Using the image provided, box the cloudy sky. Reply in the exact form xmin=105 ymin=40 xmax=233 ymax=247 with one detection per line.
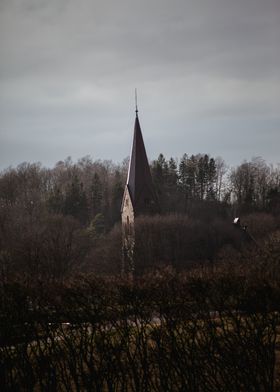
xmin=0 ymin=0 xmax=279 ymax=170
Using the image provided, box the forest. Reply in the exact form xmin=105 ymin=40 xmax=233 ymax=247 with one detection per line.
xmin=0 ymin=153 xmax=279 ymax=278
xmin=1 ymin=153 xmax=280 ymax=391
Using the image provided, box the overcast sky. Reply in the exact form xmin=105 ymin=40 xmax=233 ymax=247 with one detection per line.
xmin=0 ymin=0 xmax=279 ymax=170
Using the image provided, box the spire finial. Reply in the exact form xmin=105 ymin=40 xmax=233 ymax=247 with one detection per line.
xmin=135 ymin=88 xmax=138 ymax=117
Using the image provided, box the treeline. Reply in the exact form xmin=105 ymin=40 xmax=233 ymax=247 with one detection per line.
xmin=152 ymin=154 xmax=280 ymax=214
xmin=0 ymin=154 xmax=279 ymax=278
xmin=0 ymin=156 xmax=127 ymax=228
xmin=1 ymin=247 xmax=280 ymax=391
xmin=0 ymin=154 xmax=279 ymax=227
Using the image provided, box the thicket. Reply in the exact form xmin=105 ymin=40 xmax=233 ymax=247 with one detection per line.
xmin=1 ymin=251 xmax=280 ymax=391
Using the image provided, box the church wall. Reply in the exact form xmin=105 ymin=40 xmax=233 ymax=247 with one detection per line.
xmin=121 ymin=186 xmax=135 ymax=228
xmin=121 ymin=186 xmax=135 ymax=275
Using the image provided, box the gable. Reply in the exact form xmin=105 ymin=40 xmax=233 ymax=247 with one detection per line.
xmin=121 ymin=185 xmax=134 ymax=224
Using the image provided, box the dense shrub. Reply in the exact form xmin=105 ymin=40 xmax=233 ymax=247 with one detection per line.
xmin=1 ymin=266 xmax=280 ymax=391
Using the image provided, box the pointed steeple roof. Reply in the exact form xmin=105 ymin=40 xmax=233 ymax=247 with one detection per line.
xmin=126 ymin=114 xmax=158 ymax=214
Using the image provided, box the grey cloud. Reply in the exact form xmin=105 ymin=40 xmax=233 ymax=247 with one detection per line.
xmin=0 ymin=0 xmax=279 ymax=169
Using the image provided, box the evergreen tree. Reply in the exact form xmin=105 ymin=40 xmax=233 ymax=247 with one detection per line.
xmin=151 ymin=153 xmax=168 ymax=202
xmin=206 ymin=157 xmax=217 ymax=200
xmin=178 ymin=153 xmax=188 ymax=193
xmin=185 ymin=155 xmax=197 ymax=199
xmin=167 ymin=157 xmax=178 ymax=188
xmin=197 ymin=155 xmax=208 ymax=200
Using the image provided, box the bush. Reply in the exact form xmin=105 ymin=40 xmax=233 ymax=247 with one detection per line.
xmin=1 ymin=269 xmax=279 ymax=391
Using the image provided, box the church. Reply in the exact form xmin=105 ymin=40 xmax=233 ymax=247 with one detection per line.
xmin=121 ymin=108 xmax=159 ymax=275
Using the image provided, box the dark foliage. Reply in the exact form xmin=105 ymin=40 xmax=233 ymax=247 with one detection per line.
xmin=0 ymin=155 xmax=279 ymax=278
xmin=0 ymin=154 xmax=280 ymax=390
xmin=1 ymin=263 xmax=280 ymax=391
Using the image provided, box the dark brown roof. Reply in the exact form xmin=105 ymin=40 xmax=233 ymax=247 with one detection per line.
xmin=126 ymin=115 xmax=159 ymax=215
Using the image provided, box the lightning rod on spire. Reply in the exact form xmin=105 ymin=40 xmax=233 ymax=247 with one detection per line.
xmin=135 ymin=88 xmax=138 ymax=116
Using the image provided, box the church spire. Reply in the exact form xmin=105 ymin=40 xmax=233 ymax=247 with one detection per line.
xmin=124 ymin=110 xmax=158 ymax=215
xmin=121 ymin=103 xmax=159 ymax=276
